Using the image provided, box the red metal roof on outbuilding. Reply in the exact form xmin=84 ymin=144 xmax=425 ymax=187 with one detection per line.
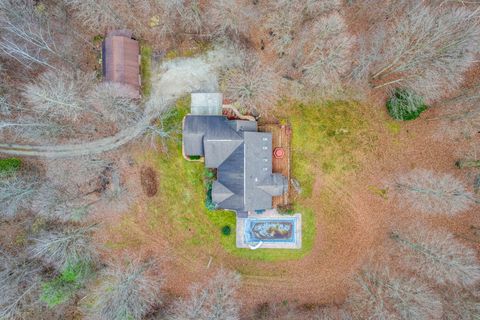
xmin=102 ymin=30 xmax=140 ymax=92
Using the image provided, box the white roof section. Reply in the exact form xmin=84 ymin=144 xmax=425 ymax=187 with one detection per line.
xmin=191 ymin=92 xmax=223 ymax=115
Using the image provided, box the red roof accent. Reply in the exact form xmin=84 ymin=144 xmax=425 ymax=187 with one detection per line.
xmin=273 ymin=147 xmax=285 ymax=159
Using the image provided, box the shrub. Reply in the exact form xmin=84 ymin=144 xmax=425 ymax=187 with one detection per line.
xmin=40 ymin=262 xmax=91 ymax=307
xmin=204 ymin=168 xmax=216 ymax=181
xmin=222 ymin=225 xmax=231 ymax=236
xmin=386 ymin=89 xmax=428 ymax=120
xmin=205 ymin=181 xmax=216 ymax=211
xmin=277 ymin=204 xmax=294 ymax=215
xmin=0 ymin=158 xmax=21 ymax=174
xmin=204 ymin=169 xmax=217 ymax=211
xmin=92 ymin=34 xmax=104 ymax=44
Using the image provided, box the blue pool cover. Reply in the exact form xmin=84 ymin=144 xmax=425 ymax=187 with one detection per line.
xmin=244 ymin=217 xmax=297 ymax=243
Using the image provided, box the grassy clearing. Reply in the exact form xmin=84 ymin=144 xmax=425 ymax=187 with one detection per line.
xmin=0 ymin=157 xmax=21 ymax=174
xmin=140 ymin=44 xmax=152 ymax=97
xmin=278 ymin=101 xmax=376 ymax=198
xmin=40 ymin=262 xmax=91 ymax=307
xmin=109 ymin=99 xmax=376 ymax=262
xmin=164 ymin=41 xmax=213 ymax=60
xmin=135 ymin=99 xmax=314 ymax=260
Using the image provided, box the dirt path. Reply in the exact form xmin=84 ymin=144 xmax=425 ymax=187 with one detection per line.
xmin=0 ymin=117 xmax=152 ymax=157
xmin=0 ymin=46 xmax=237 ymax=158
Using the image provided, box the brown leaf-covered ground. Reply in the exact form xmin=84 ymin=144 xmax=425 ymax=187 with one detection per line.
xmin=93 ymin=97 xmax=479 ymax=318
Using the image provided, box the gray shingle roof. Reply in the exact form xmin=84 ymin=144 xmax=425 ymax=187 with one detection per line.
xmin=204 ymin=138 xmax=243 ymax=168
xmin=212 ymin=181 xmax=234 ymax=203
xmin=243 ymin=132 xmax=274 ymax=211
xmin=228 ymin=120 xmax=258 ymax=132
xmin=183 ymin=116 xmax=241 ymax=157
xmin=216 ymin=143 xmax=245 ymax=210
xmin=182 ymin=114 xmax=288 ymax=212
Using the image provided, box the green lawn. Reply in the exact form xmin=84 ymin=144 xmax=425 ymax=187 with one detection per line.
xmin=132 ymin=98 xmax=313 ymax=260
xmin=140 ymin=44 xmax=152 ymax=97
xmin=120 ymin=98 xmax=376 ymax=262
xmin=279 ymin=100 xmax=376 ymax=198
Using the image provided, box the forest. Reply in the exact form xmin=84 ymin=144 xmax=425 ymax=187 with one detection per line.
xmin=0 ymin=0 xmax=479 ymax=319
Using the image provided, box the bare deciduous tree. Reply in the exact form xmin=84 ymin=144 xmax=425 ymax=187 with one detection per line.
xmin=441 ymin=287 xmax=480 ymax=320
xmin=302 ymin=0 xmax=341 ymax=16
xmin=205 ymin=0 xmax=255 ymax=39
xmin=0 ymin=0 xmax=63 ymax=69
xmin=63 ymin=0 xmax=123 ymax=32
xmin=34 ymin=157 xmax=123 ymax=220
xmin=264 ymin=0 xmax=342 ymax=56
xmin=434 ymin=83 xmax=480 ymax=139
xmin=0 ymin=117 xmax=69 ymax=144
xmin=264 ymin=2 xmax=302 ymax=56
xmin=221 ymin=53 xmax=280 ymax=112
xmin=176 ymin=0 xmax=204 ymax=34
xmin=0 ymin=250 xmax=41 ymax=319
xmin=88 ymin=82 xmax=141 ymax=127
xmin=44 ymin=157 xmax=111 ymax=193
xmin=393 ymin=169 xmax=477 ymax=216
xmin=0 ymin=171 xmax=38 ymax=218
xmin=391 ymin=225 xmax=480 ymax=287
xmin=97 ymin=167 xmax=134 ymax=214
xmin=0 ymin=93 xmax=13 ymax=115
xmin=28 ymin=225 xmax=97 ymax=271
xmin=313 ymin=306 xmax=351 ymax=320
xmin=89 ymin=259 xmax=163 ymax=320
xmin=31 ymin=186 xmax=93 ymax=221
xmin=348 ymin=266 xmax=442 ymax=320
xmin=354 ymin=2 xmax=480 ymax=101
xmin=22 ymin=70 xmax=96 ymax=122
xmin=295 ymin=13 xmax=354 ymax=95
xmin=170 ymin=269 xmax=241 ymax=320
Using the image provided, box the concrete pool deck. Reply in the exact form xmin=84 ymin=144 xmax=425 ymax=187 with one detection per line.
xmin=236 ymin=209 xmax=302 ymax=249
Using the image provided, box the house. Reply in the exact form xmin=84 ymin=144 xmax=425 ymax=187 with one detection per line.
xmin=183 ymin=93 xmax=289 ymax=217
xmin=102 ymin=30 xmax=140 ymax=96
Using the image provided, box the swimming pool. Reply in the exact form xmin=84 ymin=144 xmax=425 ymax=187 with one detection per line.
xmin=244 ymin=217 xmax=297 ymax=243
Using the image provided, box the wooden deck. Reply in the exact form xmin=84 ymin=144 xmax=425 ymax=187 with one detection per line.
xmin=258 ymin=123 xmax=292 ymax=208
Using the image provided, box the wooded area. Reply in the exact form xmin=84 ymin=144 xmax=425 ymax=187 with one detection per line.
xmin=0 ymin=0 xmax=479 ymax=319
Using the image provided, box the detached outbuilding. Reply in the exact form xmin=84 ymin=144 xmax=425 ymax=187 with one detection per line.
xmin=102 ymin=30 xmax=140 ymax=95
